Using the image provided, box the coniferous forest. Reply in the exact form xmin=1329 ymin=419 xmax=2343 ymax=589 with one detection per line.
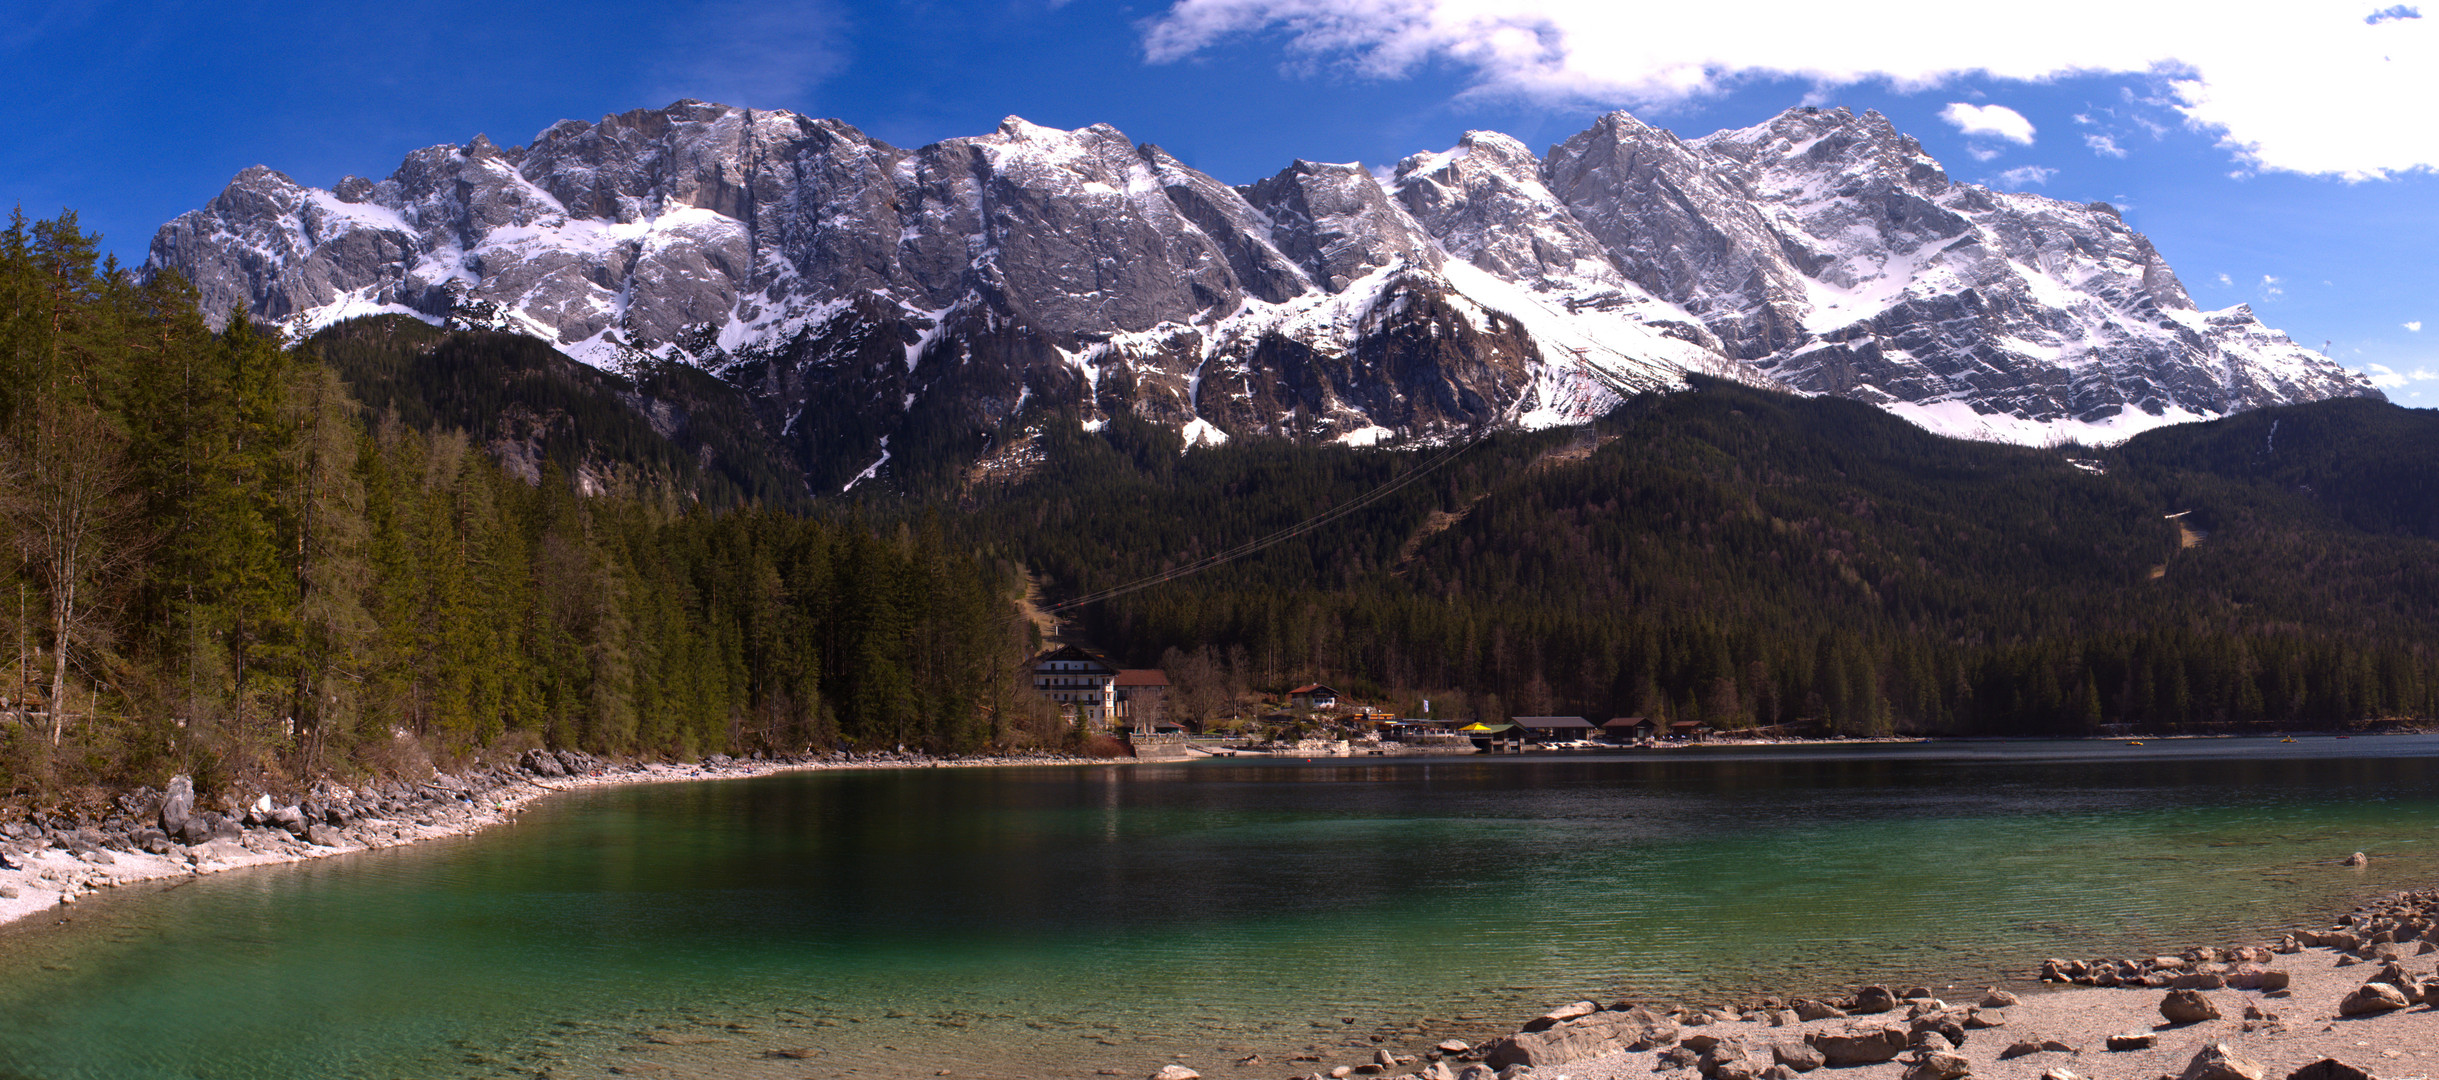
xmin=1004 ymin=392 xmax=2439 ymax=741
xmin=0 ymin=212 xmax=1048 ymax=802
xmin=998 ymin=389 xmax=2439 ymax=738
xmin=6 ymin=206 xmax=2439 ymax=805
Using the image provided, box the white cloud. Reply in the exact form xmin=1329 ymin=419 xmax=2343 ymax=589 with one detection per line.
xmin=2216 ymin=272 xmax=2233 ymax=286
xmin=2259 ymin=274 xmax=2284 ymax=299
xmin=2363 ymin=362 xmax=2437 ymax=388
xmin=1993 ymin=165 xmax=2057 ymax=187
xmin=2085 ymin=133 xmax=2128 ymax=158
xmin=1143 ymin=0 xmax=2439 ymax=178
xmin=1939 ymin=102 xmax=2036 ymax=144
xmin=2408 ymin=320 xmax=2425 ymax=331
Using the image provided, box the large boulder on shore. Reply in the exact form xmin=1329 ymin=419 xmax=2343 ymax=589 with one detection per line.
xmin=159 ymin=775 xmax=194 ymax=833
xmin=2284 ymin=1059 xmax=2377 ymax=1080
xmin=1483 ymin=1008 xmax=1666 ymax=1070
xmin=1804 ymin=1025 xmax=1908 ymax=1067
xmin=2178 ymin=1042 xmax=2266 ymax=1080
xmin=2161 ymin=988 xmax=2222 ymax=1024
xmin=1519 ymin=1001 xmax=1598 ymax=1032
xmin=1852 ymin=986 xmax=1900 ymax=1013
xmin=176 ymin=811 xmax=240 ymax=846
xmin=520 ymin=749 xmax=565 ymax=777
xmin=1771 ymin=1042 xmax=1825 ymax=1073
xmin=267 ymin=804 xmax=308 ymax=837
xmin=1904 ymin=1050 xmax=1972 ymax=1080
xmin=2338 ymin=982 xmax=2410 ymax=1016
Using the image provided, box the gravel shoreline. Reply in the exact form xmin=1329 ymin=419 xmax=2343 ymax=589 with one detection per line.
xmin=0 ymin=748 xmax=1107 ymax=931
xmin=1339 ymin=890 xmax=2439 ymax=1080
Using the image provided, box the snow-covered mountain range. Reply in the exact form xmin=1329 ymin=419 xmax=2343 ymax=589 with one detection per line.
xmin=146 ymin=100 xmax=2376 ymax=486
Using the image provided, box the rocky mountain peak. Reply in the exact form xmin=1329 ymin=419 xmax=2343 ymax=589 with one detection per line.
xmin=1243 ymin=159 xmax=1441 ymax=292
xmin=146 ymin=99 xmax=2377 ymax=486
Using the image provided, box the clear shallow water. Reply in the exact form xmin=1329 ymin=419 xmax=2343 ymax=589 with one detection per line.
xmin=3 ymin=737 xmax=2438 ymax=1080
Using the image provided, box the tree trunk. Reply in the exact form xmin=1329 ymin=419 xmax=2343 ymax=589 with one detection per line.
xmin=48 ymin=578 xmax=71 ymax=745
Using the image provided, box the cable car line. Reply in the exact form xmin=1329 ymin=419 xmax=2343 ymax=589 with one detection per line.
xmin=1040 ymin=423 xmax=1499 ymax=614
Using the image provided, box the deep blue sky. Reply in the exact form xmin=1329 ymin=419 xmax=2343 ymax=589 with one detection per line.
xmin=7 ymin=0 xmax=2433 ymax=402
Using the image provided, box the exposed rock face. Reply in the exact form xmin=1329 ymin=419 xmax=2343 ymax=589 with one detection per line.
xmin=147 ymin=100 xmax=2379 ymax=488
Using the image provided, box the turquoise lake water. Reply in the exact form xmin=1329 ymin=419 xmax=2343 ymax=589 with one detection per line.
xmin=2 ymin=737 xmax=2437 ymax=1080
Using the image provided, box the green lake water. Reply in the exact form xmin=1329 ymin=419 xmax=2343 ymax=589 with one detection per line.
xmin=3 ymin=737 xmax=2438 ymax=1080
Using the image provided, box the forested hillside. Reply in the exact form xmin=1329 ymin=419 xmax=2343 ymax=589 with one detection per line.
xmin=991 ymin=383 xmax=2439 ymax=736
xmin=308 ymin=315 xmax=808 ymax=507
xmin=0 ymin=212 xmax=1046 ymax=803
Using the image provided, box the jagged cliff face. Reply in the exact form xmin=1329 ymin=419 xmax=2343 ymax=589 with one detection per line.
xmin=1658 ymin=108 xmax=2366 ymax=440
xmin=147 ymin=100 xmax=2376 ymax=490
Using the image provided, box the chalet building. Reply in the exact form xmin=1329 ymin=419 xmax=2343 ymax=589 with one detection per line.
xmin=1032 ymin=645 xmax=1118 ymax=726
xmin=1112 ymin=669 xmax=1169 ymax=730
xmin=1288 ymin=684 xmax=1340 ymax=711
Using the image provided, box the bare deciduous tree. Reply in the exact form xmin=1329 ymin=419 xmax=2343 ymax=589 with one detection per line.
xmin=2 ymin=402 xmax=145 ymax=745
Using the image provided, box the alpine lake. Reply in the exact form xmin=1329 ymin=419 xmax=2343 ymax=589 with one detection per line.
xmin=4 ymin=737 xmax=2438 ymax=1080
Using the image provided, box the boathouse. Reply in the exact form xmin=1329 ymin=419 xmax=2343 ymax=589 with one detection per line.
xmin=1603 ymin=717 xmax=1656 ymax=741
xmin=1511 ymin=716 xmax=1595 ymax=742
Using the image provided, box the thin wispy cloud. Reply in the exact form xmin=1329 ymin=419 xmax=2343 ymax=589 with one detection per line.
xmin=2085 ymin=133 xmax=2129 ymax=158
xmin=1142 ymin=0 xmax=2439 ymax=178
xmin=1993 ymin=165 xmax=2057 ymax=187
xmin=2259 ymin=274 xmax=2284 ymax=299
xmin=644 ymin=1 xmax=846 ymax=110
